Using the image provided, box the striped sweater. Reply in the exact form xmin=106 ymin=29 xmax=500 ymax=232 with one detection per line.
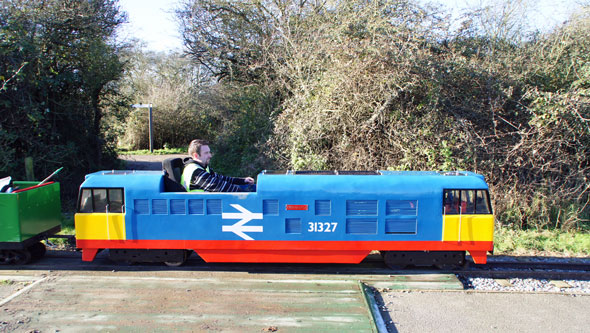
xmin=183 ymin=159 xmax=248 ymax=192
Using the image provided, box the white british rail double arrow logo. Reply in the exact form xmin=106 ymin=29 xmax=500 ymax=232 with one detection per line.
xmin=221 ymin=204 xmax=263 ymax=240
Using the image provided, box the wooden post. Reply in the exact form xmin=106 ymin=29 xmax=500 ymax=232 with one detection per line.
xmin=25 ymin=157 xmax=34 ymax=181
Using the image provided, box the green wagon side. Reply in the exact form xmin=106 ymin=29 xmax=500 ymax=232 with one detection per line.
xmin=0 ymin=181 xmax=61 ymax=264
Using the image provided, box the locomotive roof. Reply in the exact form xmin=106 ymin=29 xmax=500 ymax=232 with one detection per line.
xmin=81 ymin=170 xmax=165 ymax=192
xmin=258 ymin=170 xmax=488 ymax=194
xmin=80 ymin=170 xmax=489 ymax=194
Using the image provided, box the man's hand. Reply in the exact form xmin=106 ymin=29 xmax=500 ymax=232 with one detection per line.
xmin=244 ymin=177 xmax=255 ymax=184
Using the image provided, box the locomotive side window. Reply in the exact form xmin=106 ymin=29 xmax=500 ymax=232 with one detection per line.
xmin=475 ymin=190 xmax=492 ymax=214
xmin=443 ymin=189 xmax=491 ymax=215
xmin=443 ymin=190 xmax=461 ymax=214
xmin=78 ymin=188 xmax=125 ymax=213
xmin=79 ymin=189 xmax=93 ymax=213
xmin=108 ymin=189 xmax=124 ymax=213
xmin=461 ymin=190 xmax=475 ymax=214
xmin=93 ymin=189 xmax=108 ymax=212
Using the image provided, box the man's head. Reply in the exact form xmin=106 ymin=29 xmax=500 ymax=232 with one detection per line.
xmin=188 ymin=139 xmax=212 ymax=166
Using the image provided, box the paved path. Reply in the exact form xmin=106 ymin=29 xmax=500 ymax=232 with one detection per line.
xmin=0 ymin=272 xmax=375 ymax=331
xmin=379 ymin=290 xmax=590 ymax=332
xmin=0 ymin=264 xmax=462 ymax=332
xmin=118 ymin=154 xmax=186 ymax=171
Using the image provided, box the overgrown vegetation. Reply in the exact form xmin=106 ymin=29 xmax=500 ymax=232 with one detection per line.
xmin=177 ymin=0 xmax=589 ymax=231
xmin=0 ymin=0 xmax=127 ymax=197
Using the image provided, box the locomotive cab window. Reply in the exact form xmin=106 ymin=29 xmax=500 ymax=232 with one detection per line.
xmin=78 ymin=188 xmax=125 ymax=213
xmin=475 ymin=190 xmax=492 ymax=214
xmin=443 ymin=189 xmax=491 ymax=215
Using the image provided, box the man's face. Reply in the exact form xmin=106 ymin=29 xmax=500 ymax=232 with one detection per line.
xmin=196 ymin=145 xmax=212 ymax=166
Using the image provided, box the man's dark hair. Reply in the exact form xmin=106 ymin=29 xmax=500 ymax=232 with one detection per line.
xmin=188 ymin=139 xmax=209 ymax=156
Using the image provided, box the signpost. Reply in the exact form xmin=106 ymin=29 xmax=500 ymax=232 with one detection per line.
xmin=131 ymin=103 xmax=154 ymax=153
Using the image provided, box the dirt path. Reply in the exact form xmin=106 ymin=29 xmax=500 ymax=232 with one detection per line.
xmin=117 ymin=154 xmax=186 ymax=171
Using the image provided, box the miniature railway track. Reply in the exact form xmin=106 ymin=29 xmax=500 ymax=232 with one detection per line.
xmin=6 ymin=250 xmax=589 ymax=282
xmin=12 ymin=250 xmax=395 ymax=275
xmin=484 ymin=261 xmax=590 ymax=271
xmin=456 ymin=260 xmax=590 ymax=281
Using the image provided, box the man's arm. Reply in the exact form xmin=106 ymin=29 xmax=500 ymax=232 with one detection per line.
xmin=227 ymin=175 xmax=255 ymax=185
xmin=190 ymin=168 xmax=242 ymax=192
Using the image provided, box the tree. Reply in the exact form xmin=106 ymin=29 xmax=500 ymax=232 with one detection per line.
xmin=0 ymin=0 xmax=127 ymax=195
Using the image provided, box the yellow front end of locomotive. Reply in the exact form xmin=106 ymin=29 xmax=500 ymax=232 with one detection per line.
xmin=75 ymin=213 xmax=126 ymax=240
xmin=442 ymin=214 xmax=494 ymax=242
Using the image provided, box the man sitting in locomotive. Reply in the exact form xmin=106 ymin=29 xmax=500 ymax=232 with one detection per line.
xmin=181 ymin=139 xmax=255 ymax=192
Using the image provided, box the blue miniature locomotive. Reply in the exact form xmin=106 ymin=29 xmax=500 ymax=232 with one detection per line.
xmin=75 ymin=168 xmax=493 ymax=267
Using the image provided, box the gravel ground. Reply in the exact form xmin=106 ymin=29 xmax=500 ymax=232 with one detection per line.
xmin=460 ymin=256 xmax=590 ymax=294
xmin=458 ymin=276 xmax=590 ymax=294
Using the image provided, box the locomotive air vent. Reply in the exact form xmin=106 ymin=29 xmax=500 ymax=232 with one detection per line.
xmin=439 ymin=171 xmax=467 ymax=176
xmin=100 ymin=170 xmax=137 ymax=175
xmin=294 ymin=171 xmax=336 ymax=175
xmin=336 ymin=171 xmax=381 ymax=175
xmin=261 ymin=170 xmax=381 ymax=175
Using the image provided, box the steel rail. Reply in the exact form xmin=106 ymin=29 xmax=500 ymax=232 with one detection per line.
xmin=10 ymin=250 xmax=590 ymax=281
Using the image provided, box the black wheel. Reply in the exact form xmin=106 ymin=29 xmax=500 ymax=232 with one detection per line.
xmin=28 ymin=242 xmax=47 ymax=261
xmin=164 ymin=260 xmax=184 ymax=267
xmin=16 ymin=249 xmax=32 ymax=265
xmin=164 ymin=250 xmax=191 ymax=267
xmin=1 ymin=249 xmax=32 ymax=265
xmin=0 ymin=250 xmax=11 ymax=265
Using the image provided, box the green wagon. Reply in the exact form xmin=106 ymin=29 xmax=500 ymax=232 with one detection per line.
xmin=0 ymin=181 xmax=61 ymax=264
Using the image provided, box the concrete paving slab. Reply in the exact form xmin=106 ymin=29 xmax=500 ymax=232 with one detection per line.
xmin=0 ymin=282 xmax=24 ymax=301
xmin=0 ymin=273 xmax=377 ymax=332
xmin=369 ymin=273 xmax=463 ymax=290
xmin=0 ymin=276 xmax=40 ymax=302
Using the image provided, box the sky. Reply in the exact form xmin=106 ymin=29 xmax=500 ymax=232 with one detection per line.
xmin=118 ymin=0 xmax=183 ymax=52
xmin=118 ymin=0 xmax=580 ymax=53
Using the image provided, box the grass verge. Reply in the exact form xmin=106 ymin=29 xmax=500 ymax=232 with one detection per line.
xmin=494 ymin=227 xmax=590 ymax=257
